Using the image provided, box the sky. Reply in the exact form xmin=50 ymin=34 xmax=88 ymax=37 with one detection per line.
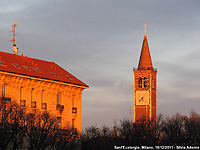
xmin=0 ymin=0 xmax=200 ymax=129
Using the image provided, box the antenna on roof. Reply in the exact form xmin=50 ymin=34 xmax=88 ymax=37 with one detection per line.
xmin=10 ymin=23 xmax=21 ymax=55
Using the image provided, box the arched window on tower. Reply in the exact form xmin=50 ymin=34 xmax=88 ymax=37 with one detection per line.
xmin=144 ymin=77 xmax=147 ymax=87
xmin=139 ymin=78 xmax=142 ymax=88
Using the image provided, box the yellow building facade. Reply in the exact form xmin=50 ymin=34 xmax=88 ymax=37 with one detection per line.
xmin=0 ymin=51 xmax=88 ymax=132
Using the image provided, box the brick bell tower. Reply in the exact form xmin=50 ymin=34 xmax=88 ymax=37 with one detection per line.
xmin=133 ymin=25 xmax=157 ymax=122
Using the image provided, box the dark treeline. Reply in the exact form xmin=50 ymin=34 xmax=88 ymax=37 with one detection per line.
xmin=1 ymin=100 xmax=200 ymax=150
xmin=0 ymin=100 xmax=80 ymax=150
xmin=82 ymin=112 xmax=200 ymax=150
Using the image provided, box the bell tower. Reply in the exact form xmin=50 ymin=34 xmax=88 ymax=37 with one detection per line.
xmin=133 ymin=25 xmax=157 ymax=122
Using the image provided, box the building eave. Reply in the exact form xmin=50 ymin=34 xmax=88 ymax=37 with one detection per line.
xmin=0 ymin=70 xmax=89 ymax=89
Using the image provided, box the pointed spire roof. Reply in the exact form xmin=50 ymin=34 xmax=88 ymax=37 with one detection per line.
xmin=138 ymin=24 xmax=153 ymax=70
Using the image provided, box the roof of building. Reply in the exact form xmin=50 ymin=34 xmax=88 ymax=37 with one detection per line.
xmin=0 ymin=51 xmax=88 ymax=88
xmin=137 ymin=34 xmax=153 ymax=70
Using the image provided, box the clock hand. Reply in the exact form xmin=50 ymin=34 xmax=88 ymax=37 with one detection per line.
xmin=139 ymin=97 xmax=144 ymax=102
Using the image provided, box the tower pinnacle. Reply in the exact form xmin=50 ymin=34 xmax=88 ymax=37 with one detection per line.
xmin=144 ymin=24 xmax=147 ymax=37
xmin=137 ymin=24 xmax=153 ymax=70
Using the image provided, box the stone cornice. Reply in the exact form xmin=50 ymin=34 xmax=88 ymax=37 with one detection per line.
xmin=0 ymin=71 xmax=88 ymax=89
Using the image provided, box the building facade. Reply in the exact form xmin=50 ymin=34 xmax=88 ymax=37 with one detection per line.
xmin=133 ymin=26 xmax=157 ymax=122
xmin=0 ymin=51 xmax=88 ymax=132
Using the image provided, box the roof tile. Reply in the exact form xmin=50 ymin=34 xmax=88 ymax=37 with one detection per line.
xmin=0 ymin=51 xmax=88 ymax=88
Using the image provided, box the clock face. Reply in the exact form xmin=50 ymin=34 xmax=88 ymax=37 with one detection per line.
xmin=136 ymin=91 xmax=149 ymax=105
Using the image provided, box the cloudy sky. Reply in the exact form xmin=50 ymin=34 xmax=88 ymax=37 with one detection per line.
xmin=1 ymin=0 xmax=200 ymax=128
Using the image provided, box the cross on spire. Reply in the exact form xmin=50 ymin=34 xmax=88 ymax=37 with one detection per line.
xmin=144 ymin=24 xmax=147 ymax=37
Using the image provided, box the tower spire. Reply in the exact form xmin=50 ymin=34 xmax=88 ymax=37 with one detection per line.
xmin=133 ymin=25 xmax=157 ymax=123
xmin=144 ymin=24 xmax=147 ymax=37
xmin=137 ymin=24 xmax=153 ymax=70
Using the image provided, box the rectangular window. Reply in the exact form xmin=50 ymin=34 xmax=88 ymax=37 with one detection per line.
xmin=22 ymin=65 xmax=31 ymax=71
xmin=31 ymin=88 xmax=34 ymax=102
xmin=72 ymin=95 xmax=75 ymax=107
xmin=12 ymin=63 xmax=20 ymax=69
xmin=32 ymin=67 xmax=40 ymax=72
xmin=31 ymin=88 xmax=36 ymax=108
xmin=2 ymin=84 xmax=6 ymax=97
xmin=57 ymin=93 xmax=61 ymax=105
xmin=0 ymin=61 xmax=6 ymax=67
xmin=41 ymin=90 xmax=47 ymax=109
xmin=20 ymin=87 xmax=23 ymax=100
xmin=41 ymin=90 xmax=44 ymax=103
xmin=65 ymin=74 xmax=73 ymax=80
xmin=72 ymin=119 xmax=75 ymax=129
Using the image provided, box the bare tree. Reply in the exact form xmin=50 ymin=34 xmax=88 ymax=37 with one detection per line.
xmin=100 ymin=125 xmax=112 ymax=137
xmin=9 ymin=103 xmax=26 ymax=150
xmin=54 ymin=123 xmax=81 ymax=150
xmin=132 ymin=118 xmax=156 ymax=146
xmin=156 ymin=113 xmax=165 ymax=145
xmin=25 ymin=110 xmax=58 ymax=150
xmin=82 ymin=125 xmax=119 ymax=150
xmin=0 ymin=100 xmax=27 ymax=150
xmin=160 ymin=113 xmax=187 ymax=145
xmin=0 ymin=100 xmax=14 ymax=150
xmin=184 ymin=111 xmax=200 ymax=145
